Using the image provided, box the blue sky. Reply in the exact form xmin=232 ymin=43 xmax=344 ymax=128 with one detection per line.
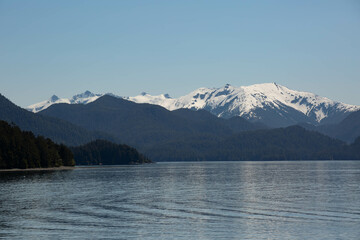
xmin=1 ymin=0 xmax=359 ymax=107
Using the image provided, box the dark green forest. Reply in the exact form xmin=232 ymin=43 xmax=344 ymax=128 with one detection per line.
xmin=71 ymin=140 xmax=152 ymax=165
xmin=0 ymin=120 xmax=75 ymax=169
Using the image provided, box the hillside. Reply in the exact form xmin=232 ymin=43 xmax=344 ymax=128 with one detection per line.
xmin=145 ymin=126 xmax=356 ymax=161
xmin=0 ymin=94 xmax=116 ymax=146
xmin=299 ymin=110 xmax=360 ymax=143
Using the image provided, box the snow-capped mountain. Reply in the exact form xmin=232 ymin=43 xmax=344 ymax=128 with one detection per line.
xmin=28 ymin=84 xmax=359 ymax=127
xmin=27 ymin=91 xmax=103 ymax=113
xmin=127 ymin=83 xmax=360 ymax=127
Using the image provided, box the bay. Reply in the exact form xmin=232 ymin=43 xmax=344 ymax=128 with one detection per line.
xmin=1 ymin=161 xmax=360 ymax=239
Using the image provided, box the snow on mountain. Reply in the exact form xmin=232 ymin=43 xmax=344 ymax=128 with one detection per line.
xmin=127 ymin=83 xmax=360 ymax=127
xmin=27 ymin=84 xmax=359 ymax=127
xmin=71 ymin=91 xmax=103 ymax=104
xmin=27 ymin=91 xmax=103 ymax=113
xmin=125 ymin=92 xmax=177 ymax=110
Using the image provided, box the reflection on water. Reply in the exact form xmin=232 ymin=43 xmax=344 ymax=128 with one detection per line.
xmin=1 ymin=161 xmax=360 ymax=239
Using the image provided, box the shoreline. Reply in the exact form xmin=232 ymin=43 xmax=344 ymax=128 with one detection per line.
xmin=0 ymin=166 xmax=75 ymax=172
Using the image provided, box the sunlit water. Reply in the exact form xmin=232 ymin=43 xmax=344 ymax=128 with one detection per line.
xmin=1 ymin=161 xmax=360 ymax=239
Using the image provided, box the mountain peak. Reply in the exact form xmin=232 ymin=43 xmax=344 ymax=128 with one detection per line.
xmin=163 ymin=93 xmax=171 ymax=99
xmin=73 ymin=90 xmax=95 ymax=99
xmin=50 ymin=95 xmax=59 ymax=102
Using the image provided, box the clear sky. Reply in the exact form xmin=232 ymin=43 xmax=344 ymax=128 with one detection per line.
xmin=1 ymin=0 xmax=359 ymax=107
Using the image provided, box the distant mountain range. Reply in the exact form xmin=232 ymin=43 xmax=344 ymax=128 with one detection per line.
xmin=27 ymin=83 xmax=359 ymax=128
xmin=1 ymin=92 xmax=359 ymax=161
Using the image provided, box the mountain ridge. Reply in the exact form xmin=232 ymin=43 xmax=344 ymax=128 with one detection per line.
xmin=127 ymin=83 xmax=359 ymax=127
xmin=28 ymin=83 xmax=359 ymax=127
xmin=39 ymin=95 xmax=266 ymax=149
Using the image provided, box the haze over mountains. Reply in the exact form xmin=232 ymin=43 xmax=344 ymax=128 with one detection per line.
xmin=28 ymin=83 xmax=359 ymax=128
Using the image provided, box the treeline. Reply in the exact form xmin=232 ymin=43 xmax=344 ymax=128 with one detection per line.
xmin=71 ymin=140 xmax=152 ymax=165
xmin=0 ymin=120 xmax=75 ymax=169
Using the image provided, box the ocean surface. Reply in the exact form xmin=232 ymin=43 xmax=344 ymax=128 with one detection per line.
xmin=0 ymin=161 xmax=360 ymax=240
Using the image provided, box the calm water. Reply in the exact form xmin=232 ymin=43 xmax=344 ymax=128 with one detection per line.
xmin=1 ymin=161 xmax=360 ymax=240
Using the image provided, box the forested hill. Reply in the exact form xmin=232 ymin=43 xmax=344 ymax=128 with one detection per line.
xmin=0 ymin=120 xmax=75 ymax=169
xmin=145 ymin=126 xmax=360 ymax=161
xmin=71 ymin=140 xmax=152 ymax=165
